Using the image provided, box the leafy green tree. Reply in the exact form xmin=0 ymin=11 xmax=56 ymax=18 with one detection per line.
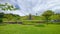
xmin=50 ymin=14 xmax=60 ymax=20
xmin=0 ymin=3 xmax=19 ymax=11
xmin=0 ymin=3 xmax=19 ymax=23
xmin=42 ymin=10 xmax=54 ymax=24
xmin=3 ymin=13 xmax=20 ymax=22
xmin=0 ymin=13 xmax=4 ymax=23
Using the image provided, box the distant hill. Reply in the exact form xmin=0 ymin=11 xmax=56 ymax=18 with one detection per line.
xmin=1 ymin=13 xmax=21 ymax=22
xmin=0 ymin=12 xmax=46 ymax=22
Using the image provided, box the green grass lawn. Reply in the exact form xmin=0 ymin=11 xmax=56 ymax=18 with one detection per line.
xmin=0 ymin=24 xmax=60 ymax=34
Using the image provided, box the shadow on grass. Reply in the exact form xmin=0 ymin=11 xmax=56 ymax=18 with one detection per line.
xmin=35 ymin=23 xmax=45 ymax=27
xmin=0 ymin=23 xmax=7 ymax=26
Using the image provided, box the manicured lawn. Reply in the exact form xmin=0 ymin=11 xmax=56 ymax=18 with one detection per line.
xmin=0 ymin=24 xmax=60 ymax=34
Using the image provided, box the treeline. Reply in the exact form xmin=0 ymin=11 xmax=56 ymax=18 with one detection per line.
xmin=0 ymin=13 xmax=21 ymax=23
xmin=0 ymin=10 xmax=60 ymax=24
xmin=21 ymin=10 xmax=60 ymax=24
xmin=41 ymin=10 xmax=60 ymax=24
xmin=21 ymin=10 xmax=60 ymax=22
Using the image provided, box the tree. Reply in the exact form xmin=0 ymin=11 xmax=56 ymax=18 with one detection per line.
xmin=0 ymin=3 xmax=18 ymax=11
xmin=0 ymin=3 xmax=19 ymax=23
xmin=0 ymin=13 xmax=4 ymax=23
xmin=3 ymin=13 xmax=20 ymax=22
xmin=42 ymin=10 xmax=54 ymax=24
xmin=50 ymin=13 xmax=60 ymax=22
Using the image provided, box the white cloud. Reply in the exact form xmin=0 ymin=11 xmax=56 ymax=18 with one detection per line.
xmin=0 ymin=0 xmax=60 ymax=16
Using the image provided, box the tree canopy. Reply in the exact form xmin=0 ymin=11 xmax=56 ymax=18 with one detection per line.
xmin=0 ymin=3 xmax=19 ymax=11
xmin=50 ymin=14 xmax=60 ymax=20
xmin=42 ymin=10 xmax=54 ymax=22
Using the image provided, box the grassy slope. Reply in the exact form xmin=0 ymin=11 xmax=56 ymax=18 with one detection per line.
xmin=0 ymin=24 xmax=60 ymax=34
xmin=20 ymin=16 xmax=44 ymax=20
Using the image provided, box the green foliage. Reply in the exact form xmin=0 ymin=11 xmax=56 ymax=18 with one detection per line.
xmin=42 ymin=10 xmax=54 ymax=22
xmin=0 ymin=13 xmax=4 ymax=23
xmin=0 ymin=3 xmax=19 ymax=11
xmin=50 ymin=14 xmax=60 ymax=20
xmin=42 ymin=10 xmax=54 ymax=16
xmin=0 ymin=4 xmax=5 ymax=6
xmin=3 ymin=14 xmax=20 ymax=22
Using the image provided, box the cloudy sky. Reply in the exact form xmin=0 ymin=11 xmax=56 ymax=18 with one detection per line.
xmin=0 ymin=0 xmax=60 ymax=16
